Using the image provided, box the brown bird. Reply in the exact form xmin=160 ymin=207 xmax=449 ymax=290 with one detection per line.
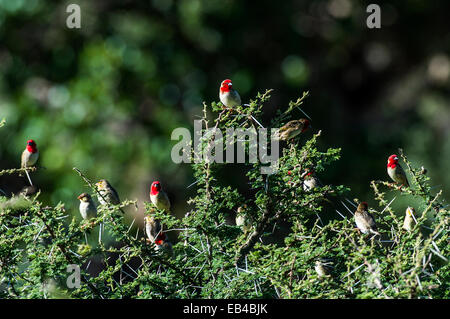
xmin=235 ymin=204 xmax=252 ymax=233
xmin=19 ymin=185 xmax=38 ymax=198
xmin=278 ymin=119 xmax=311 ymax=141
xmin=95 ymin=179 xmax=120 ymax=206
xmin=314 ymin=260 xmax=330 ymax=278
xmin=354 ymin=202 xmax=380 ymax=236
xmin=144 ymin=215 xmax=173 ymax=254
xmin=77 ymin=193 xmax=97 ymax=220
xmin=144 ymin=215 xmax=162 ymax=244
xmin=387 ymin=154 xmax=409 ymax=187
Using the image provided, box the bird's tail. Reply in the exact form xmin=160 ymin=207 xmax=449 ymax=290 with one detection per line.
xmin=24 ymin=169 xmax=33 ymax=186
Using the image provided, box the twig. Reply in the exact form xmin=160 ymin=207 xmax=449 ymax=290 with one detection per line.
xmin=0 ymin=167 xmax=40 ymax=176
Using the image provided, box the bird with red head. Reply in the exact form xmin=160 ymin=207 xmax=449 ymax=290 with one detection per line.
xmin=219 ymin=79 xmax=241 ymax=109
xmin=387 ymin=154 xmax=409 ymax=187
xmin=150 ymin=181 xmax=171 ymax=212
xmin=21 ymin=139 xmax=39 ymax=168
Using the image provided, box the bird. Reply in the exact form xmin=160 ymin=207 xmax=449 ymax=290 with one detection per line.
xmin=403 ymin=207 xmax=415 ymax=231
xmin=144 ymin=215 xmax=162 ymax=244
xmin=155 ymin=236 xmax=173 ymax=255
xmin=314 ymin=260 xmax=330 ymax=278
xmin=21 ymin=139 xmax=39 ymax=169
xmin=150 ymin=181 xmax=171 ymax=212
xmin=420 ymin=166 xmax=428 ymax=175
xmin=277 ymin=119 xmax=311 ymax=141
xmin=19 ymin=185 xmax=38 ymax=198
xmin=144 ymin=215 xmax=173 ymax=254
xmin=387 ymin=154 xmax=409 ymax=187
xmin=235 ymin=204 xmax=252 ymax=233
xmin=95 ymin=179 xmax=120 ymax=206
xmin=219 ymin=79 xmax=241 ymax=109
xmin=303 ymin=170 xmax=321 ymax=192
xmin=77 ymin=193 xmax=97 ymax=220
xmin=354 ymin=202 xmax=380 ymax=236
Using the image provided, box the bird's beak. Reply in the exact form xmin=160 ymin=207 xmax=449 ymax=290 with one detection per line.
xmin=77 ymin=195 xmax=83 ymax=200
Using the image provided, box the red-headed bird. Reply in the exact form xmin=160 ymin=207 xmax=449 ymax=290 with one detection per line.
xmin=150 ymin=181 xmax=171 ymax=212
xmin=21 ymin=139 xmax=39 ymax=168
xmin=387 ymin=154 xmax=409 ymax=187
xmin=219 ymin=79 xmax=241 ymax=109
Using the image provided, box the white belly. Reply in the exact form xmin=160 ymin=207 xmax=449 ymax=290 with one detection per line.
xmin=355 ymin=217 xmax=369 ymax=234
xmin=79 ymin=201 xmax=96 ymax=219
xmin=24 ymin=150 xmax=39 ymax=167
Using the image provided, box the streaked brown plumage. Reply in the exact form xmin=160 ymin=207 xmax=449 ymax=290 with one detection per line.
xmin=144 ymin=215 xmax=173 ymax=254
xmin=278 ymin=119 xmax=311 ymax=141
xmin=354 ymin=202 xmax=380 ymax=236
xmin=95 ymin=179 xmax=120 ymax=206
xmin=144 ymin=215 xmax=162 ymax=244
xmin=314 ymin=260 xmax=329 ymax=278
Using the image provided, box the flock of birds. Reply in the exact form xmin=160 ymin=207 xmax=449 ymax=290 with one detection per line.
xmin=219 ymin=79 xmax=415 ymax=237
xmin=14 ymin=79 xmax=415 ymax=261
xmin=20 ymin=139 xmax=173 ymax=251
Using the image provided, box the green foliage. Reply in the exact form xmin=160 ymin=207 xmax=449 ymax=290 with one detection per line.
xmin=0 ymin=91 xmax=448 ymax=299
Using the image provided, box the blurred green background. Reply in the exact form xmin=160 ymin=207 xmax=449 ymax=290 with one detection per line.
xmin=0 ymin=0 xmax=449 ymax=223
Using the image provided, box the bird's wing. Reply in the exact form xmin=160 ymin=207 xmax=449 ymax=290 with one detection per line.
xmin=163 ymin=192 xmax=171 ymax=210
xmin=21 ymin=150 xmax=28 ymax=167
xmin=111 ymin=187 xmax=120 ymax=203
xmin=365 ymin=211 xmax=377 ymax=230
xmin=278 ymin=125 xmax=288 ymax=133
xmin=397 ymin=164 xmax=410 ymax=186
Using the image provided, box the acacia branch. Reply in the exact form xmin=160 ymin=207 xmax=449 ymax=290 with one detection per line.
xmin=34 ymin=207 xmax=104 ymax=298
xmin=0 ymin=166 xmax=40 ymax=176
xmin=235 ymin=196 xmax=274 ymax=265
